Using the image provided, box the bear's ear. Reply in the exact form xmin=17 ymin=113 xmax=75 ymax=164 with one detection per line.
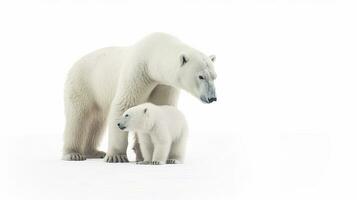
xmin=209 ymin=55 xmax=216 ymax=62
xmin=143 ymin=108 xmax=148 ymax=114
xmin=180 ymin=54 xmax=189 ymax=66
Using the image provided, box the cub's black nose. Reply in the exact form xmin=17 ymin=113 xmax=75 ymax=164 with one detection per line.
xmin=208 ymin=97 xmax=217 ymax=103
xmin=117 ymin=123 xmax=126 ymax=130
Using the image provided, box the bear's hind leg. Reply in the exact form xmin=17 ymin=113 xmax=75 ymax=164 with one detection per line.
xmin=62 ymin=102 xmax=90 ymax=161
xmin=82 ymin=107 xmax=106 ymax=159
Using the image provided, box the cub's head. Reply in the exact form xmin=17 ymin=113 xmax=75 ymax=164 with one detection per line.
xmin=175 ymin=51 xmax=217 ymax=104
xmin=117 ymin=103 xmax=154 ymax=132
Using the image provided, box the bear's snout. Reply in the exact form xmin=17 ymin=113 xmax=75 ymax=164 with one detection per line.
xmin=117 ymin=123 xmax=126 ymax=130
xmin=200 ymin=95 xmax=217 ymax=104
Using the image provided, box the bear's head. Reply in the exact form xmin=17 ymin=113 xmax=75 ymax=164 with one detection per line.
xmin=117 ymin=103 xmax=154 ymax=132
xmin=175 ymin=51 xmax=217 ymax=104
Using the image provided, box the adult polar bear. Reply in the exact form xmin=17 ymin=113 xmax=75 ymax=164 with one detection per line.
xmin=63 ymin=33 xmax=217 ymax=162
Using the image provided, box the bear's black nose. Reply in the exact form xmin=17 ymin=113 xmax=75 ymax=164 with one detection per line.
xmin=117 ymin=123 xmax=121 ymax=127
xmin=208 ymin=97 xmax=217 ymax=103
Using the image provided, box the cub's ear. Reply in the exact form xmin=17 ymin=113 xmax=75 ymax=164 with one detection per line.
xmin=209 ymin=55 xmax=216 ymax=62
xmin=144 ymin=108 xmax=148 ymax=114
xmin=180 ymin=54 xmax=189 ymax=66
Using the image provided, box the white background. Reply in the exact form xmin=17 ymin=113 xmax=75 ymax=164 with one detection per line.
xmin=0 ymin=0 xmax=356 ymax=199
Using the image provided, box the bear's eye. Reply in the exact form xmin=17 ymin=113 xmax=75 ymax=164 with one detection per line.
xmin=125 ymin=114 xmax=129 ymax=118
xmin=198 ymin=75 xmax=204 ymax=80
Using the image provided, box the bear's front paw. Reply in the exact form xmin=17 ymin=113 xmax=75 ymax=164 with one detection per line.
xmin=166 ymin=159 xmax=181 ymax=164
xmin=62 ymin=153 xmax=86 ymax=161
xmin=104 ymin=154 xmax=129 ymax=163
xmin=151 ymin=161 xmax=165 ymax=165
xmin=136 ymin=161 xmax=151 ymax=165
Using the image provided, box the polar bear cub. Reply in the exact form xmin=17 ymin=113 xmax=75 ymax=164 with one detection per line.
xmin=117 ymin=103 xmax=188 ymax=165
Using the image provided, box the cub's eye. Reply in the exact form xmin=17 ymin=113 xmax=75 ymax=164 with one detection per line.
xmin=125 ymin=114 xmax=129 ymax=117
xmin=198 ymin=75 xmax=204 ymax=80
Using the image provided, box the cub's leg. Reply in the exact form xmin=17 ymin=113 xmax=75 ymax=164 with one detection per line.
xmin=151 ymin=134 xmax=171 ymax=165
xmin=152 ymin=143 xmax=171 ymax=165
xmin=167 ymin=133 xmax=188 ymax=164
xmin=82 ymin=107 xmax=106 ymax=159
xmin=132 ymin=132 xmax=144 ymax=161
xmin=136 ymin=134 xmax=153 ymax=165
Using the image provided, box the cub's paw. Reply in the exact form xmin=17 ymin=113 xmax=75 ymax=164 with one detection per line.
xmin=151 ymin=161 xmax=165 ymax=165
xmin=166 ymin=159 xmax=181 ymax=164
xmin=85 ymin=150 xmax=106 ymax=159
xmin=136 ymin=161 xmax=151 ymax=165
xmin=104 ymin=154 xmax=129 ymax=163
xmin=62 ymin=153 xmax=86 ymax=161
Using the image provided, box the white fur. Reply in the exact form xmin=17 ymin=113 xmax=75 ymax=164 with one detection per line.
xmin=62 ymin=33 xmax=216 ymax=162
xmin=118 ymin=103 xmax=188 ymax=165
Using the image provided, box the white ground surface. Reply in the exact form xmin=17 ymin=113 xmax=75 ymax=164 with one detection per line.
xmin=2 ymin=133 xmax=237 ymax=200
xmin=3 ymin=128 xmax=356 ymax=200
